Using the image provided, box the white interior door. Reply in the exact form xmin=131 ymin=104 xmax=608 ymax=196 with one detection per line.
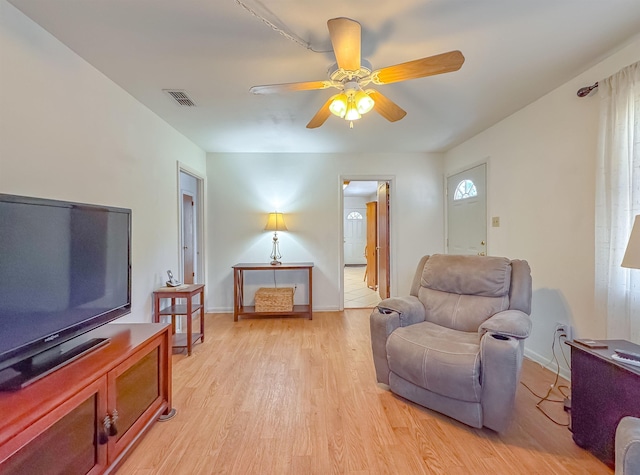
xmin=447 ymin=164 xmax=487 ymax=256
xmin=344 ymin=208 xmax=366 ymax=265
xmin=182 ymin=193 xmax=195 ymax=284
xmin=179 ymin=169 xmax=203 ymax=283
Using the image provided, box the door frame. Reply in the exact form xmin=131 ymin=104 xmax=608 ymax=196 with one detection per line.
xmin=444 ymin=159 xmax=490 ymax=255
xmin=339 ymin=175 xmax=396 ymax=310
xmin=177 ymin=162 xmax=206 ymax=285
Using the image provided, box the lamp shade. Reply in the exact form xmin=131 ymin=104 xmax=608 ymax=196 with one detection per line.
xmin=355 ymin=90 xmax=375 ymax=114
xmin=344 ymin=100 xmax=361 ymax=121
xmin=329 ymin=94 xmax=347 ymax=118
xmin=622 ymin=215 xmax=640 ymax=269
xmin=264 ymin=212 xmax=288 ymax=232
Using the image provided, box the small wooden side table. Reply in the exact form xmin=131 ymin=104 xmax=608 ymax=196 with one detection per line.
xmin=153 ymin=283 xmax=205 ymax=355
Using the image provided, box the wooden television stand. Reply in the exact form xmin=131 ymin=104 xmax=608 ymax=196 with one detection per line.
xmin=0 ymin=323 xmax=173 ymax=474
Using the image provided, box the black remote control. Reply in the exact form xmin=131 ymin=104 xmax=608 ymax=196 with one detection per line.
xmin=614 ymin=349 xmax=640 ymax=362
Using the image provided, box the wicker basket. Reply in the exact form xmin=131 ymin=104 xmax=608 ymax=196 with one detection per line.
xmin=255 ymin=287 xmax=294 ymax=312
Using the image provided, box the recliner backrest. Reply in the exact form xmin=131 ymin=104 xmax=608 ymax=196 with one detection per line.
xmin=416 ymin=254 xmax=514 ymax=332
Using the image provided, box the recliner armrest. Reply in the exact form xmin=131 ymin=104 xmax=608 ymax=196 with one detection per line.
xmin=479 ymin=310 xmax=532 ymax=339
xmin=376 ymin=296 xmax=426 ymax=327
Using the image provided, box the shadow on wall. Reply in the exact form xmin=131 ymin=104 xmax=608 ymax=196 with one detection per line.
xmin=528 ymin=288 xmax=574 ymax=374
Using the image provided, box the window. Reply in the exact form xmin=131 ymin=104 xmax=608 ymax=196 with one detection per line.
xmin=453 ymin=179 xmax=478 ymax=200
xmin=347 ymin=211 xmax=363 ymax=220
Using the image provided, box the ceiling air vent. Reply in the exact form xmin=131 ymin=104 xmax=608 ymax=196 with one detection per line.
xmin=163 ymin=89 xmax=197 ymax=107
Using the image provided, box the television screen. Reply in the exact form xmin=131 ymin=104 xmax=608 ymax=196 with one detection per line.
xmin=0 ymin=194 xmax=131 ymax=373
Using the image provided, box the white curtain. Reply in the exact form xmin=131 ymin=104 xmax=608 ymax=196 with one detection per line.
xmin=595 ymin=61 xmax=640 ymax=343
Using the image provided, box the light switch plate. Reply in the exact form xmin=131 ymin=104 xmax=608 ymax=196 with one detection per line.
xmin=492 ymin=216 xmax=500 ymax=227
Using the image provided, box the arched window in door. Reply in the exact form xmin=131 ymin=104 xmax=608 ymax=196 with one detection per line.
xmin=453 ymin=179 xmax=478 ymax=201
xmin=347 ymin=211 xmax=363 ymax=220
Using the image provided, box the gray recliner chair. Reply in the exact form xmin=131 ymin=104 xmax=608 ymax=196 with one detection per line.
xmin=616 ymin=416 xmax=640 ymax=475
xmin=370 ymin=254 xmax=532 ymax=432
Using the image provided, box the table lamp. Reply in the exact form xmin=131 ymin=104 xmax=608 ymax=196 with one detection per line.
xmin=622 ymin=215 xmax=640 ymax=269
xmin=265 ymin=212 xmax=288 ymax=265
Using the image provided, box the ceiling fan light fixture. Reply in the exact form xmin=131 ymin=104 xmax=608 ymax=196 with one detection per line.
xmin=355 ymin=90 xmax=374 ymax=114
xmin=250 ymin=18 xmax=465 ymax=130
xmin=344 ymin=99 xmax=361 ymax=121
xmin=329 ymin=94 xmax=348 ymax=118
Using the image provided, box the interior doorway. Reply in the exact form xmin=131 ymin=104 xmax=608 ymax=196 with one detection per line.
xmin=342 ymin=179 xmax=389 ymax=309
xmin=178 ymin=167 xmax=204 ymax=284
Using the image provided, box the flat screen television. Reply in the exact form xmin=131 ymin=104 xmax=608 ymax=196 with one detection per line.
xmin=0 ymin=194 xmax=131 ymax=389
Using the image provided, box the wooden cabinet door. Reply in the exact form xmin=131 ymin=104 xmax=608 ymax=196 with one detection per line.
xmin=366 ymin=201 xmax=378 ymax=289
xmin=107 ymin=335 xmax=168 ymax=464
xmin=0 ymin=378 xmax=108 ymax=475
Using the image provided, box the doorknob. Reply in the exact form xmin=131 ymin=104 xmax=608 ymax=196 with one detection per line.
xmin=480 ymin=241 xmax=485 ymax=246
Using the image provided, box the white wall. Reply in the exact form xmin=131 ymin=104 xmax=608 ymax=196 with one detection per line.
xmin=444 ymin=36 xmax=640 ymax=376
xmin=0 ymin=2 xmax=207 ymax=322
xmin=206 ymin=152 xmax=444 ymax=312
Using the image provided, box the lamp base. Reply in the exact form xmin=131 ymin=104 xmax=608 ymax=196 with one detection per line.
xmin=270 ymin=232 xmax=282 ymax=266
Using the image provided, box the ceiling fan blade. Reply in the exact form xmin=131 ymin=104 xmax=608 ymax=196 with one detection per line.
xmin=327 ymin=17 xmax=361 ymax=71
xmin=306 ymin=96 xmax=335 ymax=129
xmin=368 ymin=90 xmax=407 ymax=122
xmin=250 ymin=80 xmax=332 ymax=95
xmin=373 ymin=50 xmax=465 ymax=85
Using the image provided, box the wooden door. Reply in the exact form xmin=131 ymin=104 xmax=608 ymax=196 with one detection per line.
xmin=377 ymin=182 xmax=390 ymax=299
xmin=182 ymin=194 xmax=194 ymax=284
xmin=447 ymin=164 xmax=487 ymax=256
xmin=365 ymin=201 xmax=378 ymax=289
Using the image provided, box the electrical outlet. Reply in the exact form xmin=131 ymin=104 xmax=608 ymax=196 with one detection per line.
xmin=555 ymin=322 xmax=572 ymax=341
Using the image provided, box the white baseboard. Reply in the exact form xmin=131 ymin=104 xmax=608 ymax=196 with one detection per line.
xmin=206 ymin=307 xmax=232 ymax=313
xmin=524 ymin=346 xmax=571 ymax=381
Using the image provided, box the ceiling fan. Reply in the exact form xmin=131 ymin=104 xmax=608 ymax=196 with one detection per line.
xmin=249 ymin=17 xmax=465 ymax=129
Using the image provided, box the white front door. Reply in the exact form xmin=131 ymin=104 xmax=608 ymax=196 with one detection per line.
xmin=447 ymin=164 xmax=487 ymax=256
xmin=344 ymin=208 xmax=367 ymax=265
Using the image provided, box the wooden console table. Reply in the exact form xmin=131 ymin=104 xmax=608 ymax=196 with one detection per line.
xmin=232 ymin=263 xmax=313 ymax=321
xmin=153 ymin=283 xmax=205 ymax=356
xmin=566 ymin=339 xmax=640 ymax=468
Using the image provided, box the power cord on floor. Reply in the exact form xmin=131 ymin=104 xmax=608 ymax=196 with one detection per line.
xmin=520 ymin=327 xmax=570 ymax=426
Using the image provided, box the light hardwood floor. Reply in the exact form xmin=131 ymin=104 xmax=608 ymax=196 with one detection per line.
xmin=119 ymin=310 xmax=612 ymax=474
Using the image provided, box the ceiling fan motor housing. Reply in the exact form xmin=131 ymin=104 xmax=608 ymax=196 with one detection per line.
xmin=328 ymin=59 xmax=373 ymax=86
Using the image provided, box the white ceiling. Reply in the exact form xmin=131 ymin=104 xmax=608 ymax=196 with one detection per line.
xmin=344 ymin=181 xmax=378 ymax=198
xmin=8 ymin=0 xmax=640 ymax=154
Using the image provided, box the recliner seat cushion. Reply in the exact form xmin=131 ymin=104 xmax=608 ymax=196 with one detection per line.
xmin=386 ymin=321 xmax=481 ymax=402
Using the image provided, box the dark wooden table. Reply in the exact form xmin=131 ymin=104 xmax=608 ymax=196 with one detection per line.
xmin=565 ymin=339 xmax=640 ymax=468
xmin=232 ymin=263 xmax=313 ymax=321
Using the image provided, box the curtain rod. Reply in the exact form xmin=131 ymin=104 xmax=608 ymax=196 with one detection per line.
xmin=577 ymin=82 xmax=598 ymax=97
